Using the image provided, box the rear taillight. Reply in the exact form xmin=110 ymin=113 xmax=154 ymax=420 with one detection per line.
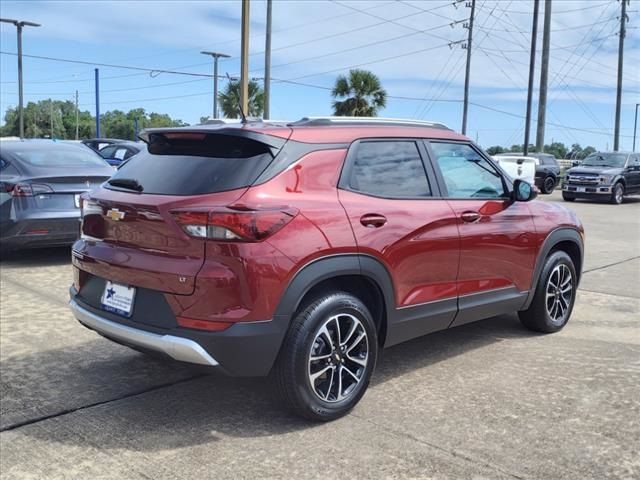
xmin=172 ymin=207 xmax=298 ymax=242
xmin=80 ymin=197 xmax=102 ymax=218
xmin=9 ymin=183 xmax=54 ymax=197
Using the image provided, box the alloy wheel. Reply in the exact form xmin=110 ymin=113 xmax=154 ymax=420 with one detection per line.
xmin=545 ymin=264 xmax=573 ymax=324
xmin=615 ymin=185 xmax=623 ymax=204
xmin=308 ymin=313 xmax=369 ymax=403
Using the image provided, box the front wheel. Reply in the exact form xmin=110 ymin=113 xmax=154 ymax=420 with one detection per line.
xmin=562 ymin=192 xmax=575 ymax=202
xmin=610 ymin=182 xmax=624 ymax=205
xmin=273 ymin=292 xmax=378 ymax=421
xmin=519 ymin=251 xmax=577 ymax=333
xmin=541 ymin=176 xmax=556 ymax=194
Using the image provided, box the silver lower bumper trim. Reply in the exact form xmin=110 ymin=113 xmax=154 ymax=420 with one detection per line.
xmin=69 ymin=299 xmax=219 ymax=366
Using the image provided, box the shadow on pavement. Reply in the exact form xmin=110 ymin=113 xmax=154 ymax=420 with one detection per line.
xmin=0 ymin=246 xmax=71 ymax=268
xmin=2 ymin=313 xmax=537 ymax=450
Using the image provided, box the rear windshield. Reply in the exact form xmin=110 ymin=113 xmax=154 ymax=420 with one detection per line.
xmin=107 ymin=133 xmax=274 ymax=195
xmin=9 ymin=145 xmax=107 ymax=168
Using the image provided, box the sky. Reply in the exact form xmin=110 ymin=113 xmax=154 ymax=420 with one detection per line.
xmin=0 ymin=0 xmax=638 ymax=150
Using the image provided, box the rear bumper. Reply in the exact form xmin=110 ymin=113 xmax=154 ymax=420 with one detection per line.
xmin=69 ymin=289 xmax=289 ymax=376
xmin=1 ymin=217 xmax=79 ymax=249
xmin=70 ymin=299 xmax=219 ymax=366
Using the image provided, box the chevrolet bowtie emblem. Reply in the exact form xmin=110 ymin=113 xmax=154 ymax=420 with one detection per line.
xmin=106 ymin=208 xmax=125 ymax=221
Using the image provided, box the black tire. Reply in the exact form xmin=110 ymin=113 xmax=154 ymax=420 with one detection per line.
xmin=541 ymin=175 xmax=556 ymax=194
xmin=273 ymin=292 xmax=378 ymax=422
xmin=519 ymin=250 xmax=577 ymax=333
xmin=609 ymin=182 xmax=624 ymax=205
xmin=562 ymin=192 xmax=575 ymax=202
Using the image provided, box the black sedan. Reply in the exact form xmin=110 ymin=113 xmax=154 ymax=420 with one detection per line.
xmin=0 ymin=141 xmax=114 ymax=250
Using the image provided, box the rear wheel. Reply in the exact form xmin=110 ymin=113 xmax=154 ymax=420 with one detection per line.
xmin=273 ymin=292 xmax=377 ymax=421
xmin=519 ymin=251 xmax=577 ymax=333
xmin=610 ymin=182 xmax=624 ymax=205
xmin=542 ymin=175 xmax=556 ymax=194
xmin=562 ymin=192 xmax=575 ymax=202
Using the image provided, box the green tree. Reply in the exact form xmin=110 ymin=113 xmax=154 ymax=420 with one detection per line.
xmin=331 ymin=69 xmax=387 ymax=117
xmin=486 ymin=145 xmax=506 ymax=155
xmin=1 ymin=101 xmax=186 ymax=140
xmin=218 ymin=80 xmax=264 ymax=118
xmin=543 ymin=142 xmax=568 ymax=159
xmin=580 ymin=146 xmax=596 ymax=159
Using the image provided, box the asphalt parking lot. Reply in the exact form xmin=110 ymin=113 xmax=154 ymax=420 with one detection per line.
xmin=1 ymin=191 xmax=638 ymax=480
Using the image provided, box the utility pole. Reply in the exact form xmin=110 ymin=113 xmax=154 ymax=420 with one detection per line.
xmin=240 ymin=0 xmax=250 ymax=118
xmin=614 ymin=0 xmax=628 ymax=151
xmin=264 ymin=0 xmax=273 ymax=119
xmin=50 ymin=100 xmax=53 ymax=138
xmin=95 ymin=68 xmax=101 ymax=138
xmin=633 ymin=103 xmax=639 ymax=152
xmin=75 ymin=90 xmax=79 ymax=140
xmin=201 ymin=51 xmax=230 ymax=119
xmin=524 ymin=0 xmax=540 ymax=156
xmin=0 ymin=18 xmax=41 ymax=139
xmin=461 ymin=0 xmax=475 ymax=135
xmin=536 ymin=0 xmax=552 ymax=152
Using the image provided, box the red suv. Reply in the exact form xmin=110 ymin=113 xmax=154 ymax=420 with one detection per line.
xmin=70 ymin=118 xmax=584 ymax=421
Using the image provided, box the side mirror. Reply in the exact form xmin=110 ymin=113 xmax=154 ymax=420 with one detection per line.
xmin=513 ymin=179 xmax=537 ymax=202
xmin=572 ymin=160 xmax=580 ymax=167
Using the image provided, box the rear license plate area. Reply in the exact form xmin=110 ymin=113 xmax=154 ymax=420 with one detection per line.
xmin=101 ymin=281 xmax=136 ymax=317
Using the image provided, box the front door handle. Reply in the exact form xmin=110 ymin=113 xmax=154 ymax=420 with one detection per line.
xmin=360 ymin=213 xmax=387 ymax=228
xmin=460 ymin=211 xmax=481 ymax=223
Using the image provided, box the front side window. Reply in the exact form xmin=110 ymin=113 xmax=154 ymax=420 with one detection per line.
xmin=348 ymin=141 xmax=431 ymax=198
xmin=430 ymin=142 xmax=506 ymax=199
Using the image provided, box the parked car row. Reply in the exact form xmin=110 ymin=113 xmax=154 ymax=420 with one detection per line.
xmin=562 ymin=152 xmax=640 ymax=204
xmin=494 ymin=152 xmax=561 ymax=194
xmin=0 ymin=141 xmax=114 ymax=250
xmin=0 ymin=138 xmax=148 ymax=250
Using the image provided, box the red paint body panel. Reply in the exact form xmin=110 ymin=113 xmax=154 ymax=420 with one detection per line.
xmin=338 ymin=190 xmax=460 ymax=306
xmin=445 ymin=200 xmax=538 ymax=295
xmin=77 ymin=188 xmax=246 ymax=294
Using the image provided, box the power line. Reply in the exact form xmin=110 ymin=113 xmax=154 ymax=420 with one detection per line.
xmin=287 ymin=41 xmax=455 ymax=81
xmin=478 ymin=33 xmax=619 ymax=53
xmin=255 ymin=19 xmax=459 ymax=74
xmin=469 ymin=102 xmax=633 ymax=138
xmin=0 ymin=51 xmax=215 ymax=77
xmin=481 ymin=1 xmax=614 ymax=15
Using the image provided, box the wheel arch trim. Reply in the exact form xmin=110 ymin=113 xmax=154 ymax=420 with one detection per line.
xmin=273 ymin=253 xmax=396 ymax=325
xmin=522 ymin=227 xmax=584 ymax=310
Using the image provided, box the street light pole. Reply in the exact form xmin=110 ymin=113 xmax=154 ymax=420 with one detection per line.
xmin=0 ymin=18 xmax=41 ymax=139
xmin=201 ymin=51 xmax=230 ymax=119
xmin=240 ymin=0 xmax=250 ymax=119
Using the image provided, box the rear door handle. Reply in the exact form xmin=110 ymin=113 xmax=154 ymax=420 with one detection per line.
xmin=460 ymin=211 xmax=481 ymax=223
xmin=360 ymin=214 xmax=387 ymax=228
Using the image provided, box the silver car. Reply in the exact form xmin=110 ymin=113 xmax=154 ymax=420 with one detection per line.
xmin=0 ymin=140 xmax=114 ymax=250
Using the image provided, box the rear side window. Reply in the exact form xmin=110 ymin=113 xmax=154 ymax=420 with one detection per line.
xmin=109 ymin=133 xmax=274 ymax=195
xmin=347 ymin=141 xmax=431 ymax=198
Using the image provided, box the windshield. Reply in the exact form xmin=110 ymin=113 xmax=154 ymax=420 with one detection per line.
xmin=581 ymin=153 xmax=627 ymax=168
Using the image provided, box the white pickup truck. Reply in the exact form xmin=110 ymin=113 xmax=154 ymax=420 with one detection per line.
xmin=492 ymin=155 xmax=537 ymax=186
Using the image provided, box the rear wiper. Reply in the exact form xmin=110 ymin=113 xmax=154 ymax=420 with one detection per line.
xmin=107 ymin=178 xmax=143 ymax=192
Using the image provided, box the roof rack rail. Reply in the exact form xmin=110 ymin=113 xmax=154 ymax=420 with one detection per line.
xmin=288 ymin=116 xmax=452 ymax=130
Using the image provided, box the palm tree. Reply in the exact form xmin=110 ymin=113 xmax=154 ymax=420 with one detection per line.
xmin=331 ymin=69 xmax=387 ymax=117
xmin=218 ymin=80 xmax=265 ymax=118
